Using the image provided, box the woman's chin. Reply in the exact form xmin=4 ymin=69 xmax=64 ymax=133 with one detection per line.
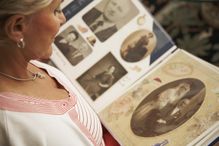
xmin=40 ymin=48 xmax=53 ymax=60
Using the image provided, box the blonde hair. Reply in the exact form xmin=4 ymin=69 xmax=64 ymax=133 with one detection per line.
xmin=0 ymin=0 xmax=52 ymax=43
xmin=0 ymin=0 xmax=52 ymax=16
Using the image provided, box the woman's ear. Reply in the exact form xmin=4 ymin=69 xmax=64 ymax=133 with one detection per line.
xmin=4 ymin=14 xmax=27 ymax=43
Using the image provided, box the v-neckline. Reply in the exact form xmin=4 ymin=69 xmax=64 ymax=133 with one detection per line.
xmin=0 ymin=61 xmax=77 ymax=115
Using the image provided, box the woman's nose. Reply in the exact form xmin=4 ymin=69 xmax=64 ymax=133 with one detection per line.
xmin=59 ymin=12 xmax=66 ymax=26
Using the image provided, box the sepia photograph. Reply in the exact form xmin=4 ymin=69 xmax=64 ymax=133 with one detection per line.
xmin=54 ymin=25 xmax=92 ymax=66
xmin=120 ymin=29 xmax=157 ymax=62
xmin=77 ymin=53 xmax=127 ymax=101
xmin=99 ymin=50 xmax=219 ymax=146
xmin=82 ymin=0 xmax=139 ymax=42
xmin=131 ymin=78 xmax=206 ymax=137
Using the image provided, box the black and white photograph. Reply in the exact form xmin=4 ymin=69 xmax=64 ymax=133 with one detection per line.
xmin=54 ymin=25 xmax=92 ymax=66
xmin=77 ymin=53 xmax=127 ymax=101
xmin=120 ymin=29 xmax=157 ymax=62
xmin=131 ymin=78 xmax=206 ymax=137
xmin=82 ymin=0 xmax=139 ymax=42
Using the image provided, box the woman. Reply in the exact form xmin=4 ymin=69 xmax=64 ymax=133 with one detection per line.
xmin=0 ymin=0 xmax=118 ymax=146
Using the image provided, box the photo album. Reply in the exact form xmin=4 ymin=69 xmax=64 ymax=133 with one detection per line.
xmin=49 ymin=0 xmax=219 ymax=145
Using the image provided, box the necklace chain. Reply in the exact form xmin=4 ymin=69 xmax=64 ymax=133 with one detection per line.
xmin=0 ymin=70 xmax=45 ymax=81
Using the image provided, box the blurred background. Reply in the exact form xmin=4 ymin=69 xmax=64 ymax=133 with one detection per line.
xmin=141 ymin=0 xmax=219 ymax=66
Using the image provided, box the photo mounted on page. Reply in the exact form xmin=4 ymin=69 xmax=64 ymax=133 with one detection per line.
xmin=131 ymin=78 xmax=205 ymax=137
xmin=77 ymin=53 xmax=127 ymax=101
xmin=82 ymin=0 xmax=139 ymax=42
xmin=54 ymin=25 xmax=92 ymax=66
xmin=120 ymin=29 xmax=157 ymax=63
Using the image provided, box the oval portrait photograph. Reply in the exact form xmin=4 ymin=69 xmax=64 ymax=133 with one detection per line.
xmin=130 ymin=78 xmax=206 ymax=137
xmin=120 ymin=29 xmax=157 ymax=63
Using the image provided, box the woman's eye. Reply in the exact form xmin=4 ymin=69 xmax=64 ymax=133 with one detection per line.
xmin=54 ymin=6 xmax=62 ymax=14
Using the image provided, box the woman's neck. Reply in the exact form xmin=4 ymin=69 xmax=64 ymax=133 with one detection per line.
xmin=0 ymin=47 xmax=30 ymax=78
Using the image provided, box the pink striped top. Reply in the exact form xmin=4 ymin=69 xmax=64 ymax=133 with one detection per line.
xmin=0 ymin=60 xmax=105 ymax=146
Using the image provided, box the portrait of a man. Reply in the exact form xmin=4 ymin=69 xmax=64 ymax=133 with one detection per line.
xmin=131 ymin=78 xmax=206 ymax=137
xmin=83 ymin=0 xmax=139 ymax=42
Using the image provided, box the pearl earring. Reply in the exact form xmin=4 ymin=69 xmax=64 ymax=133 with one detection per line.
xmin=17 ymin=38 xmax=25 ymax=48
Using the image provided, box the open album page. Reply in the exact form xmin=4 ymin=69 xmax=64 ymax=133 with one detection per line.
xmin=50 ymin=0 xmax=176 ymax=111
xmin=99 ymin=49 xmax=219 ymax=146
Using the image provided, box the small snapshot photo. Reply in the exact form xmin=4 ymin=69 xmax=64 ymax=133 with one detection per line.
xmin=77 ymin=53 xmax=127 ymax=101
xmin=130 ymin=78 xmax=206 ymax=137
xmin=120 ymin=29 xmax=157 ymax=63
xmin=82 ymin=0 xmax=139 ymax=42
xmin=54 ymin=25 xmax=92 ymax=66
